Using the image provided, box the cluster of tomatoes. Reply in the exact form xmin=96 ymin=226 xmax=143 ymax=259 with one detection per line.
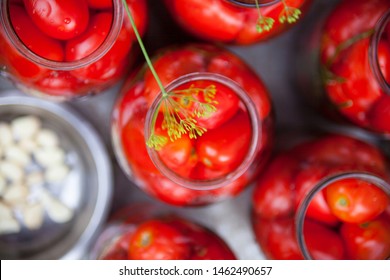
xmin=252 ymin=134 xmax=390 ymax=260
xmin=0 ymin=0 xmax=147 ymax=97
xmin=321 ymin=0 xmax=390 ymax=133
xmin=115 ymin=44 xmax=273 ymax=206
xmin=99 ymin=212 xmax=236 ymax=260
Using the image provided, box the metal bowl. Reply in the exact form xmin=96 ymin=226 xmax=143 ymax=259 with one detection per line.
xmin=0 ymin=90 xmax=113 ymax=260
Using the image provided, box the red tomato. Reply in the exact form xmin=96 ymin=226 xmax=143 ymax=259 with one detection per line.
xmin=166 ymin=0 xmax=244 ymax=42
xmin=252 ymin=153 xmax=298 ymax=219
xmin=65 ymin=12 xmax=112 ymax=61
xmin=207 ymin=52 xmax=271 ymax=120
xmin=196 ymin=109 xmax=251 ymax=174
xmin=171 ymin=80 xmax=240 ymax=129
xmin=23 ymin=0 xmax=89 ymax=40
xmin=294 ymin=163 xmax=340 ymax=226
xmin=325 ymin=178 xmax=389 ymax=224
xmin=143 ymin=48 xmax=207 ymax=105
xmin=128 ymin=219 xmax=190 ymax=260
xmin=368 ymin=94 xmax=390 ymax=133
xmin=9 ymin=5 xmax=64 ymax=61
xmin=87 ymin=0 xmax=112 ymax=9
xmin=326 ymin=38 xmax=383 ymax=126
xmin=33 ymin=71 xmax=84 ymax=97
xmin=340 ymin=215 xmax=390 ymax=259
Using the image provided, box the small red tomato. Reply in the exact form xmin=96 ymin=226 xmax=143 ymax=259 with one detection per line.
xmin=368 ymin=94 xmax=390 ymax=133
xmin=23 ymin=0 xmax=89 ymax=40
xmin=65 ymin=12 xmax=112 ymax=61
xmin=252 ymin=153 xmax=298 ymax=219
xmin=294 ymin=163 xmax=340 ymax=226
xmin=9 ymin=5 xmax=64 ymax=61
xmin=166 ymin=0 xmax=244 ymax=42
xmin=326 ymin=178 xmax=389 ymax=224
xmin=128 ymin=219 xmax=190 ymax=260
xmin=196 ymin=109 xmax=251 ymax=174
xmin=87 ymin=0 xmax=112 ymax=9
xmin=340 ymin=215 xmax=390 ymax=260
xmin=34 ymin=71 xmax=84 ymax=97
xmin=171 ymin=80 xmax=240 ymax=129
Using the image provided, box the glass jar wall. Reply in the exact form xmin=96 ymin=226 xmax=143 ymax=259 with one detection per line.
xmin=111 ymin=44 xmax=274 ymax=206
xmin=251 ymin=133 xmax=390 ymax=259
xmin=0 ymin=0 xmax=147 ymax=100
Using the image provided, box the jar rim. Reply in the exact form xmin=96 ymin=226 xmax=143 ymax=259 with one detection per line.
xmin=144 ymin=72 xmax=262 ymax=191
xmin=225 ymin=0 xmax=281 ymax=8
xmin=369 ymin=9 xmax=390 ymax=95
xmin=295 ymin=171 xmax=390 ymax=260
xmin=0 ymin=0 xmax=123 ymax=70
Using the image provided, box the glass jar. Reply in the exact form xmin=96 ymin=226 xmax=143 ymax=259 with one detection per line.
xmin=296 ymin=0 xmax=390 ymax=136
xmin=164 ymin=0 xmax=311 ymax=45
xmin=111 ymin=44 xmax=274 ymax=206
xmin=0 ymin=0 xmax=147 ymax=100
xmin=90 ymin=204 xmax=237 ymax=260
xmin=251 ymin=133 xmax=390 ymax=259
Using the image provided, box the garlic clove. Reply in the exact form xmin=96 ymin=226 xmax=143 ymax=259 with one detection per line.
xmin=21 ymin=203 xmax=45 ymax=230
xmin=0 ymin=175 xmax=6 ymax=196
xmin=0 ymin=122 xmax=13 ymax=147
xmin=3 ymin=184 xmax=29 ymax=205
xmin=33 ymin=147 xmax=65 ymax=168
xmin=44 ymin=164 xmax=69 ymax=183
xmin=36 ymin=129 xmax=59 ymax=148
xmin=45 ymin=197 xmax=73 ymax=224
xmin=0 ymin=161 xmax=24 ymax=183
xmin=26 ymin=171 xmax=44 ymax=187
xmin=0 ymin=217 xmax=21 ymax=235
xmin=0 ymin=201 xmax=13 ymax=219
xmin=5 ymin=145 xmax=31 ymax=167
xmin=18 ymin=138 xmax=38 ymax=154
xmin=11 ymin=116 xmax=41 ymax=141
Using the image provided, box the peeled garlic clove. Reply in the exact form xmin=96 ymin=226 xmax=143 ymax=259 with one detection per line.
xmin=26 ymin=171 xmax=44 ymax=186
xmin=0 ymin=217 xmax=20 ymax=234
xmin=44 ymin=164 xmax=69 ymax=183
xmin=0 ymin=202 xmax=13 ymax=219
xmin=34 ymin=147 xmax=65 ymax=168
xmin=19 ymin=138 xmax=38 ymax=154
xmin=21 ymin=203 xmax=45 ymax=230
xmin=36 ymin=129 xmax=59 ymax=148
xmin=45 ymin=198 xmax=73 ymax=224
xmin=5 ymin=145 xmax=31 ymax=167
xmin=0 ymin=122 xmax=13 ymax=147
xmin=0 ymin=175 xmax=6 ymax=196
xmin=11 ymin=116 xmax=41 ymax=140
xmin=0 ymin=161 xmax=24 ymax=183
xmin=3 ymin=184 xmax=29 ymax=205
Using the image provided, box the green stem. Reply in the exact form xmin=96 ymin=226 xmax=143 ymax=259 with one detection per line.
xmin=255 ymin=0 xmax=262 ymax=19
xmin=121 ymin=0 xmax=168 ymax=97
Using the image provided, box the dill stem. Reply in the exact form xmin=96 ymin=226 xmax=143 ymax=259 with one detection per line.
xmin=121 ymin=0 xmax=168 ymax=97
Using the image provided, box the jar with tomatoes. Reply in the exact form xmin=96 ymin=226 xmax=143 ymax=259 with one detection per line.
xmin=251 ymin=134 xmax=390 ymax=260
xmin=163 ymin=0 xmax=311 ymax=45
xmin=296 ymin=0 xmax=390 ymax=135
xmin=111 ymin=44 xmax=274 ymax=206
xmin=0 ymin=0 xmax=147 ymax=100
xmin=90 ymin=204 xmax=237 ymax=260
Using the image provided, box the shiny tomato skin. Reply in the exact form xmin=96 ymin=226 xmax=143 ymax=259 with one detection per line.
xmin=9 ymin=5 xmax=64 ymax=61
xmin=325 ymin=178 xmax=389 ymax=224
xmin=294 ymin=163 xmax=340 ymax=226
xmin=128 ymin=219 xmax=190 ymax=260
xmin=368 ymin=95 xmax=390 ymax=133
xmin=252 ymin=153 xmax=298 ymax=219
xmin=33 ymin=71 xmax=84 ymax=97
xmin=65 ymin=12 xmax=112 ymax=61
xmin=340 ymin=215 xmax=390 ymax=260
xmin=166 ymin=0 xmax=244 ymax=42
xmin=87 ymin=0 xmax=112 ymax=9
xmin=23 ymin=0 xmax=89 ymax=40
xmin=196 ymin=109 xmax=251 ymax=174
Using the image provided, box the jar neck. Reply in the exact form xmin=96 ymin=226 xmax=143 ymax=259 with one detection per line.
xmin=144 ymin=72 xmax=261 ymax=191
xmin=369 ymin=9 xmax=390 ymax=95
xmin=295 ymin=172 xmax=390 ymax=260
xmin=0 ymin=0 xmax=123 ymax=70
xmin=226 ymin=0 xmax=281 ymax=8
